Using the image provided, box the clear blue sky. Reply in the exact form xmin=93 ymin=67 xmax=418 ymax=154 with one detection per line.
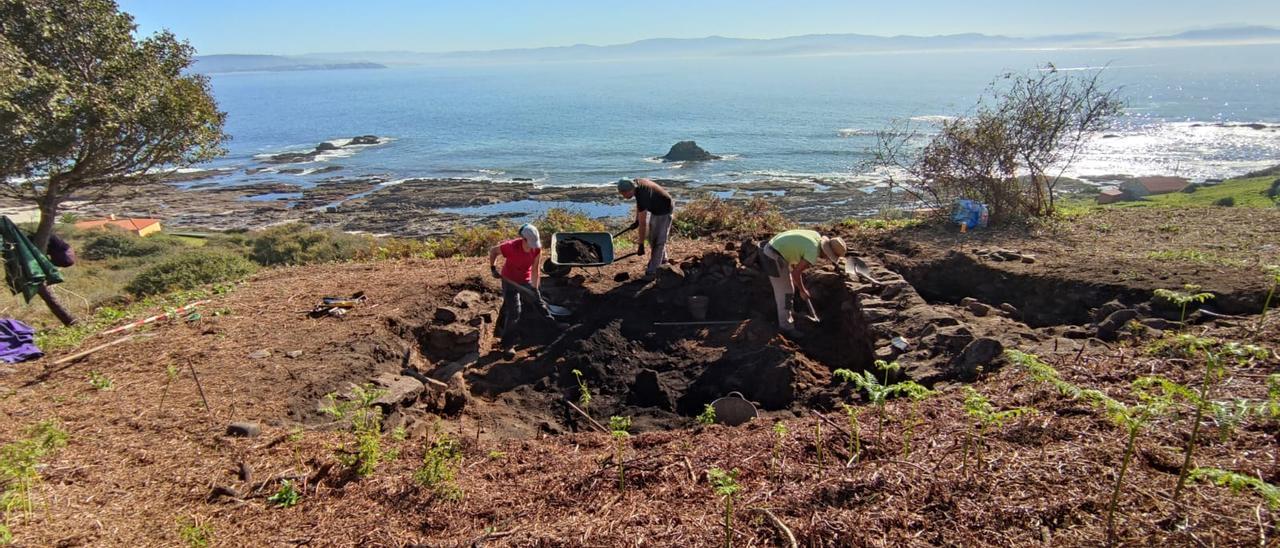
xmin=117 ymin=0 xmax=1280 ymax=55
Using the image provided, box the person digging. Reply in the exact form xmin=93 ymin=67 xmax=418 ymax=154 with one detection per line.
xmin=616 ymin=177 xmax=674 ymax=280
xmin=759 ymin=229 xmax=847 ymax=338
xmin=488 ymin=224 xmax=564 ymax=354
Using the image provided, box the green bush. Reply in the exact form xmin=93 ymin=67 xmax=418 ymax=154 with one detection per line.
xmin=537 ymin=208 xmax=607 ymax=241
xmin=1214 ymin=196 xmax=1236 ymax=207
xmin=1268 ymin=178 xmax=1279 ymax=201
xmin=432 ymin=222 xmax=516 ymax=258
xmin=246 ymin=224 xmax=374 ymax=266
xmin=126 ymin=250 xmax=256 ymax=296
xmin=367 ymin=237 xmax=440 ymax=260
xmin=673 ymin=196 xmax=790 ymax=238
xmin=81 ymin=232 xmax=184 ymax=260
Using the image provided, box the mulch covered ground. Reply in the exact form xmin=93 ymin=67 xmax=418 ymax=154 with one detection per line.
xmin=0 ymin=210 xmax=1277 ymax=546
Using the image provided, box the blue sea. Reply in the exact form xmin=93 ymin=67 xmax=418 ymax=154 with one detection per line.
xmin=198 ymin=44 xmax=1280 ymax=191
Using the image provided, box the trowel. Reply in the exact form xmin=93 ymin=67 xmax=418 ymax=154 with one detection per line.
xmin=844 ymin=256 xmax=884 ymax=286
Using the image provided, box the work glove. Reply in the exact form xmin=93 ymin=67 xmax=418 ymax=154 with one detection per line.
xmin=490 ymin=265 xmax=501 ymax=279
xmin=637 ymin=242 xmax=646 ymax=256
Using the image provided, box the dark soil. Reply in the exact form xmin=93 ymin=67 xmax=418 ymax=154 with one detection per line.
xmin=554 ymin=237 xmax=603 ymax=265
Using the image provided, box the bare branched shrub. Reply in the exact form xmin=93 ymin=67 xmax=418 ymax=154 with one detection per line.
xmin=871 ymin=64 xmax=1123 ymax=222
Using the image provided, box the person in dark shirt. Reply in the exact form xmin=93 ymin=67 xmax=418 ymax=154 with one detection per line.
xmin=617 ymin=177 xmax=674 ymax=278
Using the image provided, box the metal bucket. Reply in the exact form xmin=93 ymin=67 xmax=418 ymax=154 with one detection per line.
xmin=710 ymin=392 xmax=758 ymax=426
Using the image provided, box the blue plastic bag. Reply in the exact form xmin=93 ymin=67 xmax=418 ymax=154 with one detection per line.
xmin=950 ymin=199 xmax=989 ymax=230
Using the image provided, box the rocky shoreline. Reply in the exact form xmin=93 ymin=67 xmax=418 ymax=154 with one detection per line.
xmin=0 ymin=134 xmax=1113 ymax=237
xmin=17 ymin=171 xmax=936 ymax=237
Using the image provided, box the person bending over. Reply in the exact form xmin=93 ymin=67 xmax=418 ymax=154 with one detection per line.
xmin=759 ymin=229 xmax=846 ymax=337
xmin=488 ymin=224 xmax=559 ymax=346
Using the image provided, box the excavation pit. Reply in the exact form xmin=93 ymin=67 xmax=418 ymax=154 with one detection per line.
xmin=330 ymin=247 xmax=1069 ymax=439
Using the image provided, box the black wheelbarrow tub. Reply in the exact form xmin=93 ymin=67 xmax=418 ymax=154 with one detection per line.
xmin=549 ymin=232 xmax=615 ymax=267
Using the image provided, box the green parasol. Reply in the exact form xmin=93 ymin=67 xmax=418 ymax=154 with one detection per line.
xmin=1 ymin=216 xmax=64 ymax=302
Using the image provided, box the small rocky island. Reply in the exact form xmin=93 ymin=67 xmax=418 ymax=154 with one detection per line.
xmin=264 ymin=135 xmax=382 ymax=164
xmin=661 ymin=140 xmax=720 ymax=162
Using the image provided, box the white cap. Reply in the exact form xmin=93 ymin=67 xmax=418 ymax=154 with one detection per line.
xmin=519 ymin=224 xmax=541 ymax=249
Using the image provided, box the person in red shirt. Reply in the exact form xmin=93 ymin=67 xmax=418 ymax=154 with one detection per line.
xmin=488 ymin=224 xmax=558 ymax=345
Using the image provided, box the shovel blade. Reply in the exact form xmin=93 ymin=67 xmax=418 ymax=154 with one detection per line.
xmin=845 ymin=257 xmax=883 ymax=285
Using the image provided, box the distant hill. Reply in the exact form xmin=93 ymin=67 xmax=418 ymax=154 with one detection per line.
xmin=302 ymin=26 xmax=1280 ymax=66
xmin=1121 ymin=26 xmax=1280 ymax=43
xmin=191 ymin=54 xmax=386 ymax=74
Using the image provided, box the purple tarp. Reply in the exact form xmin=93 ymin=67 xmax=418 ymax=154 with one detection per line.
xmin=0 ymin=318 xmax=42 ymax=363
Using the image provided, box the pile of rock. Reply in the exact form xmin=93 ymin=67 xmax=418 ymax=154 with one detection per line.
xmin=420 ymin=290 xmax=489 ymax=361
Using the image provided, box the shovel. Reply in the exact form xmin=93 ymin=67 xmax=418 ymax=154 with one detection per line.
xmin=798 ymin=294 xmax=821 ymax=323
xmin=501 ymin=276 xmax=573 ymax=318
xmin=844 ymin=257 xmax=884 ymax=286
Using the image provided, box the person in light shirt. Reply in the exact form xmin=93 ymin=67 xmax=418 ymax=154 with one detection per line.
xmin=758 ymin=229 xmax=847 ymax=337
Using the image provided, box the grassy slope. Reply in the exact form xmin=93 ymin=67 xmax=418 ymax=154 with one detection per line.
xmin=2 ymin=227 xmax=204 ymax=328
xmin=1116 ymin=175 xmax=1278 ymax=208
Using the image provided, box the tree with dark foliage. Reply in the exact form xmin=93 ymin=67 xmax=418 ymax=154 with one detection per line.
xmin=0 ymin=0 xmax=227 ymax=251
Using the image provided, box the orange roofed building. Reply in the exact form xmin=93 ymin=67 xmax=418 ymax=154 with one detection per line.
xmin=1119 ymin=176 xmax=1188 ymax=197
xmin=74 ymin=215 xmax=162 ymax=237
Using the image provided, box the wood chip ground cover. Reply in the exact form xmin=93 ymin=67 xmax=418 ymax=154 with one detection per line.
xmin=0 ymin=208 xmax=1277 ymax=546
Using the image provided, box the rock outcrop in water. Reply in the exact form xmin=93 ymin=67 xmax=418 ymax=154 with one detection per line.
xmin=262 ymin=136 xmax=382 ymax=164
xmin=661 ymin=141 xmax=720 ymax=162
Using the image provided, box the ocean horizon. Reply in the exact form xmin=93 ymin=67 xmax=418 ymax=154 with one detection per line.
xmin=197 ymin=43 xmax=1280 ymax=195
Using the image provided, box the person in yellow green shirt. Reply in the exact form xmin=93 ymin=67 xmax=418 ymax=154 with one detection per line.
xmin=758 ymin=229 xmax=847 ymax=336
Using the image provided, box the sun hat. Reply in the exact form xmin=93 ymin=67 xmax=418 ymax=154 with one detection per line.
xmin=820 ymin=236 xmax=847 ymax=263
xmin=519 ymin=223 xmax=542 ymax=249
xmin=616 ymin=178 xmax=636 ymax=193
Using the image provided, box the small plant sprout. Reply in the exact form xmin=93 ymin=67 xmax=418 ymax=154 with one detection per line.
xmin=839 ymin=403 xmax=861 ymax=463
xmin=834 ymin=367 xmax=918 ymax=442
xmin=875 ymin=359 xmax=901 ymax=385
xmin=696 ymin=404 xmax=717 ymax=426
xmin=1153 ymin=284 xmax=1215 ymax=324
xmin=895 ymin=381 xmax=934 ymax=458
xmin=1142 ymin=343 xmax=1238 ymax=503
xmin=706 ymin=467 xmax=741 ymax=548
xmin=1 ymin=420 xmax=69 ymax=521
xmin=572 ymin=369 xmax=592 ymax=413
xmin=609 ymin=416 xmax=632 ymax=492
xmin=414 ymin=430 xmax=463 ymax=501
xmin=962 ymin=387 xmax=1034 ymax=473
xmin=159 ymin=364 xmax=180 ymax=412
xmin=1258 ymin=265 xmax=1280 ymax=331
xmin=771 ymin=421 xmax=788 ymax=480
xmin=1211 ymin=399 xmax=1254 ymax=442
xmin=177 ymin=516 xmax=213 ymax=548
xmin=1189 ymin=468 xmax=1280 ymax=511
xmin=320 ymin=384 xmax=392 ymax=478
xmin=814 ymin=419 xmax=824 ymax=472
xmin=1266 ymin=374 xmax=1280 ymax=420
xmin=1008 ymin=350 xmax=1173 ymax=547
xmin=267 ymin=479 xmax=301 ymax=508
xmin=87 ymin=370 xmax=113 ymax=390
